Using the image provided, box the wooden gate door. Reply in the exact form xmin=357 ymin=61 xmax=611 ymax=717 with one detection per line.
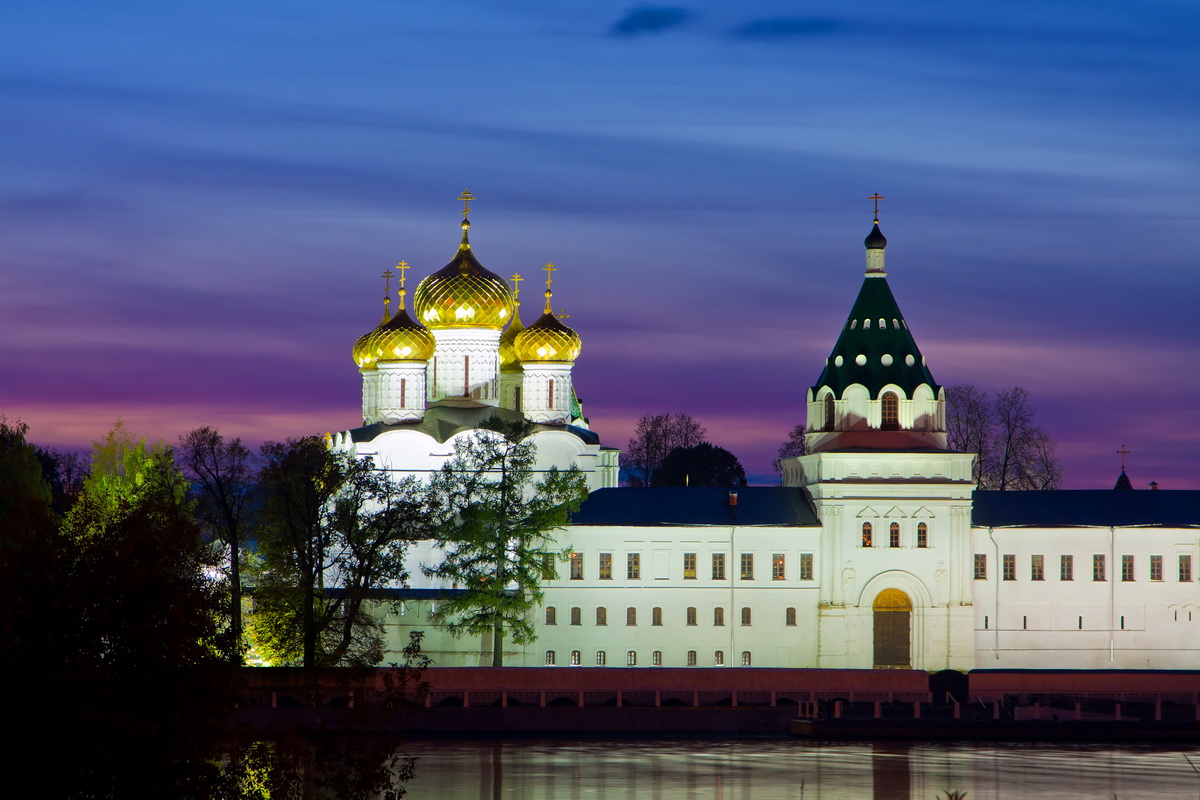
xmin=873 ymin=588 xmax=912 ymax=669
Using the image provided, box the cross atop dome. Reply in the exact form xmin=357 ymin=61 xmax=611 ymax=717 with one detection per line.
xmin=868 ymin=192 xmax=886 ymax=221
xmin=458 ymin=188 xmax=475 ymax=218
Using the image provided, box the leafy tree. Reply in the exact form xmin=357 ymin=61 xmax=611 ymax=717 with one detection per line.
xmin=179 ymin=426 xmax=255 ymax=663
xmin=653 ymin=442 xmax=748 ymax=487
xmin=620 ymin=412 xmax=707 ymax=487
xmin=772 ymin=423 xmax=806 ymax=474
xmin=252 ymin=436 xmax=426 ymax=668
xmin=947 ymin=384 xmax=1063 ymax=489
xmin=425 ymin=417 xmax=588 ymax=666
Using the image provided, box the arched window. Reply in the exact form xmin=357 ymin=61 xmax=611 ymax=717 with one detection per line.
xmin=570 ymin=650 xmax=581 ymax=666
xmin=741 ymin=607 xmax=752 ymax=626
xmin=686 ymin=650 xmax=697 ymax=666
xmin=627 ymin=651 xmax=637 ymax=666
xmin=825 ymin=395 xmax=836 ymax=431
xmin=545 ymin=606 xmax=556 ymax=626
xmin=917 ymin=522 xmax=928 ymax=548
xmin=881 ymin=391 xmax=899 ymax=430
xmin=862 ymin=522 xmax=873 ymax=547
xmin=570 ymin=607 xmax=581 ymax=626
xmin=864 ymin=319 xmax=871 ymax=329
xmin=741 ymin=651 xmax=752 ymax=666
xmin=652 ymin=651 xmax=663 ymax=666
xmin=713 ymin=607 xmax=725 ymax=626
xmin=652 ymin=607 xmax=663 ymax=626
xmin=786 ymin=607 xmax=797 ymax=626
xmin=545 ymin=650 xmax=556 ymax=666
xmin=686 ymin=607 xmax=697 ymax=626
xmin=548 ymin=378 xmax=556 ymax=409
xmin=714 ymin=651 xmax=725 ymax=666
xmin=890 ymin=522 xmax=901 ymax=548
xmin=596 ymin=650 xmax=606 ymax=666
xmin=596 ymin=607 xmax=607 ymax=626
xmin=626 ymin=607 xmax=637 ymax=626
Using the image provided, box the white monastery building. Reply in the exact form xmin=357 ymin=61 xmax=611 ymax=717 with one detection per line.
xmin=332 ymin=194 xmax=1200 ymax=671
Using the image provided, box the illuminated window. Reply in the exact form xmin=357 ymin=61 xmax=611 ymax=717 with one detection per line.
xmin=1002 ymin=554 xmax=1015 ymax=581
xmin=626 ymin=607 xmax=637 ymax=626
xmin=683 ymin=552 xmax=697 ymax=579
xmin=687 ymin=650 xmax=697 ymax=666
xmin=596 ymin=607 xmax=607 ymax=626
xmin=545 ymin=606 xmax=556 ymax=626
xmin=1181 ymin=555 xmax=1193 ymax=582
xmin=713 ymin=607 xmax=724 ymax=626
xmin=1061 ymin=555 xmax=1073 ymax=581
xmin=1122 ymin=555 xmax=1135 ymax=582
xmin=881 ymin=392 xmax=899 ymax=429
xmin=570 ymin=650 xmax=580 ymax=666
xmin=596 ymin=650 xmax=606 ymax=666
xmin=599 ymin=552 xmax=612 ymax=580
xmin=1031 ymin=555 xmax=1044 ymax=581
xmin=627 ymin=651 xmax=637 ymax=666
xmin=890 ymin=522 xmax=900 ymax=548
xmin=974 ymin=554 xmax=987 ymax=580
xmin=545 ymin=650 xmax=555 ymax=666
xmin=785 ymin=607 xmax=797 ymax=626
xmin=1151 ymin=555 xmax=1163 ymax=581
xmin=772 ymin=554 xmax=785 ymax=580
xmin=714 ymin=651 xmax=724 ymax=667
xmin=570 ymin=607 xmax=581 ymax=625
xmin=862 ymin=523 xmax=873 ymax=548
xmin=712 ymin=553 xmax=726 ymax=580
xmin=800 ymin=553 xmax=814 ymax=581
xmin=627 ymin=553 xmax=640 ymax=579
xmin=917 ymin=522 xmax=928 ymax=548
xmin=741 ymin=651 xmax=752 ymax=667
xmin=652 ymin=651 xmax=662 ymax=666
xmin=569 ymin=552 xmax=583 ymax=580
xmin=824 ymin=395 xmax=836 ymax=431
xmin=740 ymin=553 xmax=754 ymax=580
xmin=652 ymin=607 xmax=663 ymax=626
xmin=686 ymin=607 xmax=697 ymax=626
xmin=1093 ymin=554 xmax=1106 ymax=582
xmin=741 ymin=607 xmax=752 ymax=626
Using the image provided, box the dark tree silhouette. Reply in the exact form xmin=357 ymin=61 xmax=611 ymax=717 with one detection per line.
xmin=652 ymin=442 xmax=748 ymax=487
xmin=621 ymin=412 xmax=707 ymax=486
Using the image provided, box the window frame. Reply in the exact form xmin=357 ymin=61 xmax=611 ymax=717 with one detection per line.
xmin=1093 ymin=554 xmax=1107 ymax=582
xmin=1061 ymin=554 xmax=1074 ymax=581
xmin=598 ymin=552 xmax=612 ymax=580
xmin=800 ymin=553 xmax=814 ymax=581
xmin=683 ymin=552 xmax=697 ymax=580
xmin=627 ymin=552 xmax=641 ymax=580
xmin=772 ymin=553 xmax=786 ymax=580
xmin=569 ymin=552 xmax=583 ymax=580
xmin=1002 ymin=554 xmax=1016 ymax=581
xmin=712 ymin=553 xmax=726 ymax=580
xmin=740 ymin=553 xmax=754 ymax=580
xmin=1031 ymin=554 xmax=1044 ymax=581
xmin=974 ymin=554 xmax=987 ymax=580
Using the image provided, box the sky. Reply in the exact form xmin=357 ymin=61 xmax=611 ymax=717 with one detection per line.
xmin=2 ymin=0 xmax=1198 ymax=488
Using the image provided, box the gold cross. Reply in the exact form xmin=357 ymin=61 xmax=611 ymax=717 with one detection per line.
xmin=510 ymin=272 xmax=523 ymax=300
xmin=458 ymin=188 xmax=475 ymax=217
xmin=557 ymin=307 xmax=570 ymax=320
xmin=379 ymin=268 xmax=394 ymax=320
xmin=868 ymin=193 xmax=886 ymax=220
xmin=1117 ymin=445 xmax=1130 ymax=471
xmin=543 ymin=262 xmax=556 ymax=312
xmin=396 ymin=260 xmax=410 ymax=290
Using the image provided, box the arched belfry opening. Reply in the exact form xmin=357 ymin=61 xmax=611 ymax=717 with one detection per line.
xmin=873 ymin=588 xmax=912 ymax=669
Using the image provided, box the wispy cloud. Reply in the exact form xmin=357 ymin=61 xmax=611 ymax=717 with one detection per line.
xmin=609 ymin=6 xmax=694 ymax=37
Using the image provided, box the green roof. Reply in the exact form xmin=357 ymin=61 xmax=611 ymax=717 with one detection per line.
xmin=812 ymin=273 xmax=939 ymax=398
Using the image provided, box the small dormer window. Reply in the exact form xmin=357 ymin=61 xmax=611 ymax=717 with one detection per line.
xmin=881 ymin=392 xmax=899 ymax=430
xmin=824 ymin=395 xmax=836 ymax=431
xmin=878 ymin=318 xmax=885 ymax=329
xmin=892 ymin=319 xmax=900 ymax=329
xmin=863 ymin=319 xmax=871 ymax=329
xmin=850 ymin=319 xmax=857 ymax=329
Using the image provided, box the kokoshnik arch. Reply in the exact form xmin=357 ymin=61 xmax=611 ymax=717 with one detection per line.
xmin=329 ymin=192 xmax=1200 ymax=671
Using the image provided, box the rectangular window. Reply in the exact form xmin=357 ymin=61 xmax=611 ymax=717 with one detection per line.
xmin=772 ymin=554 xmax=786 ymax=580
xmin=545 ymin=607 xmax=556 ymax=626
xmin=740 ymin=553 xmax=754 ymax=580
xmin=569 ymin=552 xmax=583 ymax=580
xmin=1002 ymin=554 xmax=1016 ymax=581
xmin=627 ymin=553 xmax=640 ymax=580
xmin=1093 ymin=554 xmax=1106 ymax=582
xmin=1031 ymin=554 xmax=1044 ymax=581
xmin=626 ymin=607 xmax=637 ymax=626
xmin=570 ymin=650 xmax=580 ymax=666
xmin=1181 ymin=555 xmax=1193 ymax=582
xmin=917 ymin=522 xmax=928 ymax=548
xmin=889 ymin=522 xmax=900 ymax=548
xmin=570 ymin=607 xmax=581 ymax=626
xmin=785 ymin=607 xmax=797 ymax=626
xmin=713 ymin=607 xmax=724 ymax=626
xmin=683 ymin=552 xmax=697 ymax=579
xmin=714 ymin=650 xmax=724 ymax=667
xmin=652 ymin=607 xmax=662 ymax=626
xmin=712 ymin=553 xmax=726 ymax=580
xmin=1151 ymin=555 xmax=1163 ymax=581
xmin=545 ymin=650 xmax=555 ymax=666
xmin=627 ymin=651 xmax=637 ymax=666
xmin=1061 ymin=554 xmax=1074 ymax=581
xmin=974 ymin=554 xmax=987 ymax=580
xmin=741 ymin=651 xmax=752 ymax=666
xmin=686 ymin=607 xmax=697 ymax=626
xmin=800 ymin=553 xmax=814 ymax=581
xmin=1122 ymin=555 xmax=1135 ymax=582
xmin=599 ymin=552 xmax=612 ymax=580
xmin=596 ymin=607 xmax=607 ymax=626
xmin=596 ymin=650 xmax=606 ymax=666
xmin=687 ymin=650 xmax=697 ymax=666
xmin=652 ymin=651 xmax=662 ymax=666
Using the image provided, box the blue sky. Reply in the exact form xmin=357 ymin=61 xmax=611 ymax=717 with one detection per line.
xmin=3 ymin=1 xmax=1198 ymax=486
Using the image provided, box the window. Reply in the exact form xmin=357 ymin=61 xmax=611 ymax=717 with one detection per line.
xmin=740 ymin=553 xmax=754 ymax=580
xmin=881 ymin=391 xmax=899 ymax=429
xmin=741 ymin=651 xmax=752 ymax=667
xmin=974 ymin=554 xmax=987 ymax=580
xmin=599 ymin=552 xmax=612 ymax=580
xmin=825 ymin=395 xmax=836 ymax=430
xmin=626 ymin=607 xmax=637 ymax=626
xmin=686 ymin=607 xmax=697 ymax=626
xmin=652 ymin=607 xmax=663 ymax=626
xmin=596 ymin=650 xmax=606 ymax=666
xmin=890 ymin=522 xmax=900 ymax=548
xmin=1031 ymin=555 xmax=1044 ymax=581
xmin=570 ymin=650 xmax=581 ymax=666
xmin=400 ymin=377 xmax=407 ymax=409
xmin=1151 ymin=555 xmax=1164 ymax=581
xmin=548 ymin=378 xmax=556 ymax=409
xmin=683 ymin=552 xmax=697 ymax=579
xmin=862 ymin=523 xmax=873 ymax=547
xmin=1093 ymin=554 xmax=1106 ymax=582
xmin=786 ymin=607 xmax=797 ymax=626
xmin=545 ymin=650 xmax=556 ymax=666
xmin=714 ymin=651 xmax=725 ymax=666
xmin=686 ymin=650 xmax=697 ymax=666
xmin=514 ymin=385 xmax=522 ymax=412
xmin=463 ymin=355 xmax=470 ymax=397
xmin=627 ymin=651 xmax=637 ymax=666
xmin=772 ymin=554 xmax=786 ymax=580
xmin=1181 ymin=555 xmax=1193 ymax=582
xmin=713 ymin=607 xmax=725 ymax=626
xmin=596 ymin=607 xmax=607 ymax=626
xmin=1002 ymin=554 xmax=1016 ymax=581
xmin=1122 ymin=555 xmax=1135 ymax=582
xmin=712 ymin=553 xmax=726 ymax=580
xmin=570 ymin=607 xmax=581 ymax=626
xmin=917 ymin=522 xmax=928 ymax=548
xmin=741 ymin=607 xmax=752 ymax=626
xmin=545 ymin=606 xmax=557 ymax=626
xmin=1061 ymin=555 xmax=1074 ymax=581
xmin=542 ymin=553 xmax=556 ymax=579
xmin=800 ymin=553 xmax=814 ymax=581
xmin=652 ymin=650 xmax=662 ymax=666
xmin=569 ymin=552 xmax=583 ymax=580
xmin=627 ymin=552 xmax=640 ymax=579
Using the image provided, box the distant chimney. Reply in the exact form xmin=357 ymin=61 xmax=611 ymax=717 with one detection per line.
xmin=728 ymin=491 xmax=738 ymax=507
xmin=1150 ymin=481 xmax=1159 ymax=491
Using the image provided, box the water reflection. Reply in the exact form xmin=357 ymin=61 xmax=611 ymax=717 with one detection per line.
xmin=402 ymin=738 xmax=1200 ymax=799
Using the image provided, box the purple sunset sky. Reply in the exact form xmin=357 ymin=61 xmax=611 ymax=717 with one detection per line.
xmin=3 ymin=1 xmax=1197 ymax=488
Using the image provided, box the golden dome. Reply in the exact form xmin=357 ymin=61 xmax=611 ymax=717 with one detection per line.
xmin=412 ymin=219 xmax=514 ymax=329
xmin=353 ymin=328 xmax=379 ymax=370
xmin=513 ymin=276 xmax=581 ymax=363
xmin=370 ymin=303 xmax=435 ymax=362
xmin=498 ymin=273 xmax=526 ymax=370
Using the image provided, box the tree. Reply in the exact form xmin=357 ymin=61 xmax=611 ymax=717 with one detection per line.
xmin=178 ymin=426 xmax=255 ymax=664
xmin=425 ymin=417 xmax=588 ymax=666
xmin=653 ymin=442 xmax=748 ymax=487
xmin=620 ymin=412 xmax=707 ymax=487
xmin=252 ymin=436 xmax=426 ymax=668
xmin=946 ymin=384 xmax=1063 ymax=490
xmin=772 ymin=423 xmax=806 ymax=474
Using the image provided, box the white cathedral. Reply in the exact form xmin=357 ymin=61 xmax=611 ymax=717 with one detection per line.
xmin=332 ymin=194 xmax=1199 ymax=672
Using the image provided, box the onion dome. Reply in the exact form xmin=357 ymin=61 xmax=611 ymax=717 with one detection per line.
xmin=352 ymin=273 xmax=395 ymax=370
xmin=513 ymin=264 xmax=582 ymax=362
xmin=865 ymin=218 xmax=888 ymax=250
xmin=498 ymin=273 xmax=526 ymax=370
xmin=369 ymin=283 xmax=435 ymax=362
xmin=412 ymin=209 xmax=514 ymax=329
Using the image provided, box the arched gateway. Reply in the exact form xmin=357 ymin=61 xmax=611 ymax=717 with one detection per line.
xmin=873 ymin=588 xmax=912 ymax=669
